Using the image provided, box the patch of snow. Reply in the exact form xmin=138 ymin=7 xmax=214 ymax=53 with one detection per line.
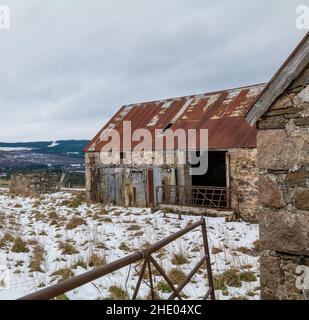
xmin=47 ymin=141 xmax=59 ymax=148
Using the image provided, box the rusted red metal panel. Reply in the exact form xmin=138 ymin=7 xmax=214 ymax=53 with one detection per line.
xmin=85 ymin=83 xmax=265 ymax=152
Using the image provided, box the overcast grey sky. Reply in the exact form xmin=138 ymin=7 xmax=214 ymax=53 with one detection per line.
xmin=0 ymin=0 xmax=307 ymax=142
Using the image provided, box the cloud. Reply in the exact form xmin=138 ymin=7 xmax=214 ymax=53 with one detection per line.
xmin=0 ymin=0 xmax=307 ymax=141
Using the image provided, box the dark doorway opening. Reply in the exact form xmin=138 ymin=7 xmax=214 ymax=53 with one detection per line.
xmin=191 ymin=151 xmax=227 ymax=187
xmin=189 ymin=151 xmax=228 ymax=208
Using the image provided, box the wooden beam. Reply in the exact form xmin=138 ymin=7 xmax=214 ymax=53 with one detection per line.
xmin=246 ymin=33 xmax=309 ymax=126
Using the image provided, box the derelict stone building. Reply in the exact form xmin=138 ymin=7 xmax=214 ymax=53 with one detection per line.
xmin=85 ymin=84 xmax=266 ymax=222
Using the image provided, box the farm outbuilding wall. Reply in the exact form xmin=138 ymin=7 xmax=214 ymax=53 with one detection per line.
xmin=247 ymin=33 xmax=309 ymax=300
xmin=257 ymin=69 xmax=309 ymax=300
xmin=85 ymin=146 xmax=259 ymax=221
xmin=229 ymin=148 xmax=259 ymax=222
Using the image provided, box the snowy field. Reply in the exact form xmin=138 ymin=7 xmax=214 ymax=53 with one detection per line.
xmin=0 ymin=192 xmax=260 ymax=300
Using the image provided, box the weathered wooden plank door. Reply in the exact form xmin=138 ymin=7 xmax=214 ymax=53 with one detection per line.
xmin=147 ymin=169 xmax=154 ymax=208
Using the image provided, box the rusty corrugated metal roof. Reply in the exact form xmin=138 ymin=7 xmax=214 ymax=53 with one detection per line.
xmin=84 ymin=83 xmax=266 ymax=152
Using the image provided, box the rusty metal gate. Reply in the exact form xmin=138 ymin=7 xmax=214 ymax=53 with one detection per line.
xmin=19 ymin=218 xmax=215 ymax=300
xmin=156 ymin=185 xmax=230 ymax=210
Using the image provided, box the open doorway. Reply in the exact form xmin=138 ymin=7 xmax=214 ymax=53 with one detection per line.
xmin=191 ymin=151 xmax=227 ymax=187
xmin=189 ymin=151 xmax=228 ymax=208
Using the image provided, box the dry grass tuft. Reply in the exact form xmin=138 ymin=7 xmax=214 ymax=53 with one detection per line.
xmin=33 ymin=211 xmax=46 ymax=221
xmin=240 ymin=271 xmax=257 ymax=282
xmin=108 ymin=285 xmax=128 ymax=300
xmin=51 ymin=268 xmax=75 ymax=283
xmin=59 ymin=242 xmax=79 ymax=255
xmin=0 ymin=232 xmax=15 ymax=248
xmin=213 ymin=268 xmax=242 ymax=290
xmin=171 ymin=242 xmax=189 ymax=265
xmin=66 ymin=216 xmax=87 ymax=230
xmin=11 ymin=237 xmax=29 ymax=253
xmin=133 ymin=231 xmax=144 ymax=237
xmin=119 ymin=243 xmax=130 ymax=252
xmin=48 ymin=211 xmax=59 ymax=220
xmin=71 ymin=258 xmax=87 ymax=270
xmin=29 ymin=245 xmax=45 ymax=272
xmin=59 ymin=193 xmax=87 ymax=208
xmin=168 ymin=268 xmax=186 ymax=286
xmin=171 ymin=252 xmax=189 ymax=265
xmin=157 ymin=281 xmax=172 ymax=293
xmin=32 ymin=201 xmax=42 ymax=208
xmin=127 ymin=224 xmax=141 ymax=231
xmin=212 ymin=247 xmax=223 ymax=254
xmin=88 ymin=253 xmax=107 ymax=268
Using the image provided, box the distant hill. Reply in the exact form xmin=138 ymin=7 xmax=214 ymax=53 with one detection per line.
xmin=0 ymin=140 xmax=90 ymax=158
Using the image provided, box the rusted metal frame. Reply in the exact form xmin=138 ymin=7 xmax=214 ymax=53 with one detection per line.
xmin=201 ymin=188 xmax=207 ymax=207
xmin=201 ymin=188 xmax=217 ymax=208
xmin=194 ymin=187 xmax=214 ymax=208
xmin=147 ymin=259 xmax=155 ymax=300
xmin=168 ymin=256 xmax=207 ymax=300
xmin=193 ymin=188 xmax=198 ymax=206
xmin=158 ymin=185 xmax=230 ymax=209
xmin=204 ymin=288 xmax=212 ymax=300
xmin=201 ymin=218 xmax=216 ymax=300
xmin=219 ymin=190 xmax=223 ymax=208
xmin=19 ymin=220 xmax=203 ymax=300
xmin=148 ymin=255 xmax=182 ymax=300
xmin=132 ymin=259 xmax=148 ymax=300
xmin=210 ymin=189 xmax=214 ymax=207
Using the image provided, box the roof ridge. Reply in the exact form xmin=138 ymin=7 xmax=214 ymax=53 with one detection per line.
xmin=124 ymin=83 xmax=267 ymax=107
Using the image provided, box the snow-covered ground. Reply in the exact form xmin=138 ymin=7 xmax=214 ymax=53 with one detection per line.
xmin=0 ymin=147 xmax=33 ymax=152
xmin=0 ymin=192 xmax=260 ymax=300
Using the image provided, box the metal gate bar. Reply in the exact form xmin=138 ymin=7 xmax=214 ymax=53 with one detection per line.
xmin=19 ymin=217 xmax=215 ymax=301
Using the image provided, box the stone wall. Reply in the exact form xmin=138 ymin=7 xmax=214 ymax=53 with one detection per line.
xmin=10 ymin=173 xmax=60 ymax=196
xmin=229 ymin=148 xmax=259 ymax=222
xmin=257 ymin=66 xmax=309 ymax=300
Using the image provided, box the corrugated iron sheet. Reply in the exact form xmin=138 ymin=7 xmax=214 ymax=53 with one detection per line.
xmin=85 ymin=83 xmax=266 ymax=152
